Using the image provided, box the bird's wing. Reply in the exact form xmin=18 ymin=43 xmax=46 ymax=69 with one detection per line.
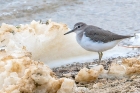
xmin=84 ymin=26 xmax=133 ymax=43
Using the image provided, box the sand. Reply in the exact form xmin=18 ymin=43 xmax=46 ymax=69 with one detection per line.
xmin=53 ymin=56 xmax=140 ymax=93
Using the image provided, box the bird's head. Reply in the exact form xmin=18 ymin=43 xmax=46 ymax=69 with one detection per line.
xmin=64 ymin=22 xmax=87 ymax=35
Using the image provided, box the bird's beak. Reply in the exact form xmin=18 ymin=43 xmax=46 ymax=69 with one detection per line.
xmin=64 ymin=28 xmax=76 ymax=35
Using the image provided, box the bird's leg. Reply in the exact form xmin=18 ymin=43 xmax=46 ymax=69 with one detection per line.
xmin=98 ymin=52 xmax=103 ymax=64
xmin=101 ymin=52 xmax=103 ymax=60
xmin=98 ymin=52 xmax=101 ymax=64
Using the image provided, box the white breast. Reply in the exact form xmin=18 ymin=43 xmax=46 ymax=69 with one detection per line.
xmin=76 ymin=33 xmax=121 ymax=52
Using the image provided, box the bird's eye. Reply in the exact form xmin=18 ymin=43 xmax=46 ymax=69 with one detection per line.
xmin=77 ymin=26 xmax=80 ymax=28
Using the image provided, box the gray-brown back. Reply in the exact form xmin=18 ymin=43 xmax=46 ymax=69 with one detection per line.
xmin=84 ymin=25 xmax=133 ymax=43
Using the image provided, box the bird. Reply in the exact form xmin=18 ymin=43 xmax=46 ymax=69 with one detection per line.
xmin=64 ymin=22 xmax=133 ymax=64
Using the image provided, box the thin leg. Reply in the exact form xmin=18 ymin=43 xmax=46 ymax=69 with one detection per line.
xmin=98 ymin=52 xmax=103 ymax=64
xmin=98 ymin=52 xmax=101 ymax=64
xmin=101 ymin=52 xmax=103 ymax=60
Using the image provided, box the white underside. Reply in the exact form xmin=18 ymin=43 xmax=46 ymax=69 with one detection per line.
xmin=76 ymin=34 xmax=121 ymax=52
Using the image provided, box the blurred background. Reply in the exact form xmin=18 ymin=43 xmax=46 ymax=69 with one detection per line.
xmin=0 ymin=0 xmax=140 ymax=35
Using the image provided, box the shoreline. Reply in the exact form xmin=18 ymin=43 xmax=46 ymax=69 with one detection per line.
xmin=52 ymin=55 xmax=140 ymax=92
xmin=53 ymin=54 xmax=140 ymax=76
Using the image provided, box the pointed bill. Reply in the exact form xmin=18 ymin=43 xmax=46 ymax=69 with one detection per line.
xmin=64 ymin=28 xmax=77 ymax=35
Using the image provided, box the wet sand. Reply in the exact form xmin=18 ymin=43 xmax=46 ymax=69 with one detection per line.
xmin=53 ymin=55 xmax=140 ymax=93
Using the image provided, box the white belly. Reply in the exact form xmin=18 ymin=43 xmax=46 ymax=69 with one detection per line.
xmin=76 ymin=34 xmax=121 ymax=52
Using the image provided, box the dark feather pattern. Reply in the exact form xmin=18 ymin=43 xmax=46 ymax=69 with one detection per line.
xmin=84 ymin=25 xmax=133 ymax=43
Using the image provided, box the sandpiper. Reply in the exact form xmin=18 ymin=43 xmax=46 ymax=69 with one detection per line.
xmin=64 ymin=22 xmax=133 ymax=64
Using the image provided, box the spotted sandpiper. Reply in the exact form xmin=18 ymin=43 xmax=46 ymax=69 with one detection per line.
xmin=64 ymin=22 xmax=133 ymax=64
